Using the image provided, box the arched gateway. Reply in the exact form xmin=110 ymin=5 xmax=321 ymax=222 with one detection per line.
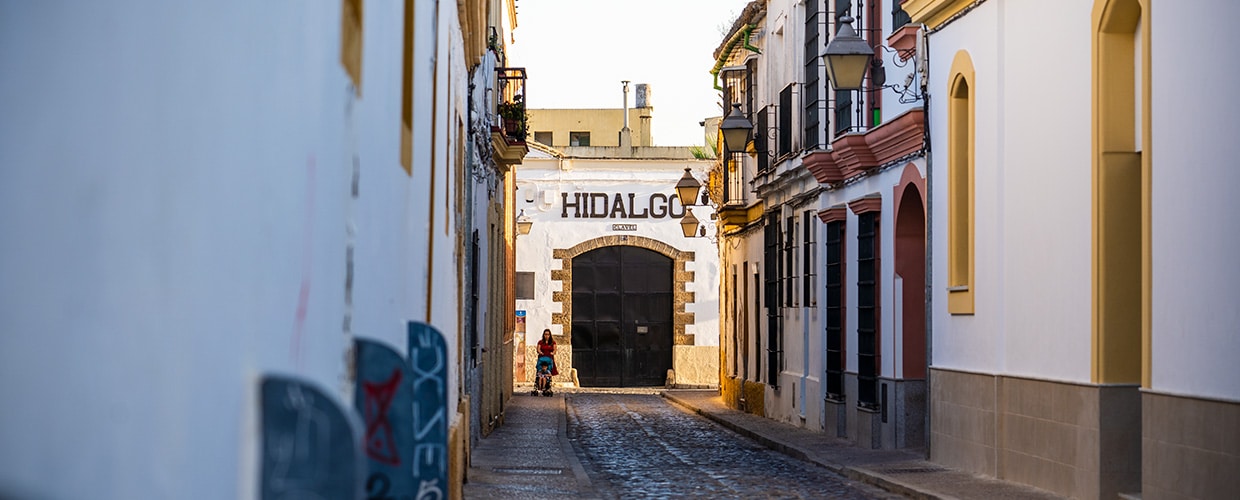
xmin=550 ymin=236 xmax=695 ymax=387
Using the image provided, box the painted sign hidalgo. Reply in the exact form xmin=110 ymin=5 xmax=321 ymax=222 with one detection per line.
xmin=353 ymin=339 xmax=415 ymax=500
xmin=408 ymin=321 xmax=448 ymax=500
xmin=260 ymin=375 xmax=364 ymax=500
xmin=560 ymin=191 xmax=689 ymax=219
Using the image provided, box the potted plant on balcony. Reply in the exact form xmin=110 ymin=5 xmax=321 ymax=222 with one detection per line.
xmin=497 ymin=95 xmax=527 ymax=141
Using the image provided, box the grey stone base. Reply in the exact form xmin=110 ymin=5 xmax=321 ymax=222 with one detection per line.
xmin=824 ymin=397 xmax=847 ymax=438
xmin=929 ymin=367 xmax=1142 ymax=499
xmin=1143 ymin=390 xmax=1240 ymax=499
xmin=856 ymin=405 xmax=882 ymax=449
xmin=880 ymin=378 xmax=926 ymax=450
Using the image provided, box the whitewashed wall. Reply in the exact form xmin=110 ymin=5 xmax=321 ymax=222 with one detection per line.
xmin=928 ymin=0 xmax=1094 ymax=382
xmin=878 ymin=0 xmax=923 ymax=134
xmin=0 ymin=2 xmax=456 ymax=499
xmin=355 ymin=0 xmax=421 ymax=365
xmin=722 ymin=228 xmax=770 ymax=381
xmin=813 ymin=163 xmax=924 ymax=378
xmin=427 ymin=0 xmax=469 ymax=411
xmin=1148 ymin=2 xmax=1240 ymax=400
xmin=991 ymin=0 xmax=1094 ymax=382
xmin=515 ymin=156 xmax=719 ymax=348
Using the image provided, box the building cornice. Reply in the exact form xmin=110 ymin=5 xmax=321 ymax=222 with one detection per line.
xmin=491 ymin=127 xmax=528 ymax=169
xmin=903 ymin=0 xmax=978 ymax=30
xmin=805 ymin=108 xmax=925 ymax=187
xmin=848 ymin=194 xmax=883 ymax=215
xmin=817 ymin=205 xmax=848 ymax=224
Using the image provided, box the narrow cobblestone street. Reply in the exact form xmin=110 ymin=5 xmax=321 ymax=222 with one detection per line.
xmin=565 ymin=393 xmax=900 ymax=499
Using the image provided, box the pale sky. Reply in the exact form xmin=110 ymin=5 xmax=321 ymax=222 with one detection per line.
xmin=509 ymin=0 xmax=754 ymax=147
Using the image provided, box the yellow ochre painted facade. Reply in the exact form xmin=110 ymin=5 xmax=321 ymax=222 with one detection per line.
xmin=1090 ymin=0 xmax=1150 ymax=387
xmin=527 ymin=108 xmax=653 ymax=147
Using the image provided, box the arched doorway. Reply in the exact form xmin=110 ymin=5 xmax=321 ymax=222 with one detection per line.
xmin=893 ymin=166 xmax=927 ymax=449
xmin=571 ymin=246 xmax=674 ymax=387
xmin=895 ymin=183 xmax=926 ymax=380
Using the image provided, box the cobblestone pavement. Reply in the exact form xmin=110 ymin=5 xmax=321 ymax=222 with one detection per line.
xmin=566 ymin=393 xmax=904 ymax=499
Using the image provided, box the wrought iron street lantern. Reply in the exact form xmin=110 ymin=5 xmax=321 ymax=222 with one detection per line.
xmin=719 ymin=103 xmax=754 ymax=153
xmin=516 ymin=210 xmax=532 ymax=235
xmin=675 ymin=168 xmax=703 ymax=207
xmin=822 ymin=14 xmax=874 ymax=91
xmin=680 ymin=208 xmax=700 ymax=238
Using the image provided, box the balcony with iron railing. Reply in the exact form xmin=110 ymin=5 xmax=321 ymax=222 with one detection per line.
xmin=492 ymin=67 xmax=528 ymax=166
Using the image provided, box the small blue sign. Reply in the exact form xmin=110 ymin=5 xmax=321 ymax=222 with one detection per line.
xmin=354 ymin=339 xmax=415 ymax=500
xmin=515 ymin=310 xmax=526 ymax=317
xmin=407 ymin=321 xmax=448 ymax=499
xmin=260 ymin=375 xmax=363 ymax=500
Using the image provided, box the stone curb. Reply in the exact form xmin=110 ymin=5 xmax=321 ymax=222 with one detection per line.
xmin=557 ymin=395 xmax=599 ymax=499
xmin=662 ymin=391 xmax=950 ymax=500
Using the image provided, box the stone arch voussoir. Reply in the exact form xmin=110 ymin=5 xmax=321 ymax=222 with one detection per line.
xmin=550 ymin=235 xmax=697 ymax=348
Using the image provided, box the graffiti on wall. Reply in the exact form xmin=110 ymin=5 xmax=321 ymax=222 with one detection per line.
xmin=354 ymin=339 xmax=415 ymax=499
xmin=407 ymin=322 xmax=448 ymax=500
xmin=261 ymin=375 xmax=363 ymax=500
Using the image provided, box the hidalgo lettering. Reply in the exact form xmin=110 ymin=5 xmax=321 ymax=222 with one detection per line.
xmin=589 ymin=193 xmax=609 ymax=218
xmin=561 ymin=192 xmax=687 ymax=219
xmin=561 ymin=192 xmax=581 ymax=218
xmin=627 ymin=193 xmax=649 ymax=218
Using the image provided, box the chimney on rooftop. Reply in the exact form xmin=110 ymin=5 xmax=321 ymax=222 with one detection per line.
xmin=620 ymin=81 xmax=633 ymax=151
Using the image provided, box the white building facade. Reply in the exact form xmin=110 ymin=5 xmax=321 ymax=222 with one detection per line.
xmin=0 ymin=1 xmax=524 ymax=498
xmin=515 ymin=143 xmax=720 ymax=388
xmin=713 ymin=0 xmax=929 ymax=451
xmin=914 ymin=0 xmax=1240 ymax=497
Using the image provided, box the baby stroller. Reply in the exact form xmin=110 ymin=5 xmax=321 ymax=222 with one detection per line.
xmin=531 ymin=355 xmax=554 ymax=396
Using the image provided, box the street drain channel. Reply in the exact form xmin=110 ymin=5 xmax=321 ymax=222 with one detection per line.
xmin=492 ymin=467 xmax=565 ymax=475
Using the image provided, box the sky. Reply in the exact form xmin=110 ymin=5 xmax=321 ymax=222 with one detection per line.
xmin=508 ymin=0 xmax=754 ymax=147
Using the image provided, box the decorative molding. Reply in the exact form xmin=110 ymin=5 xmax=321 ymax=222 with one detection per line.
xmin=887 ymin=24 xmax=920 ymax=61
xmin=947 ymin=50 xmax=976 ymax=316
xmin=848 ymin=194 xmax=883 ymax=215
xmin=491 ymin=127 xmax=527 ymax=168
xmin=868 ymin=109 xmax=926 ymax=166
xmin=803 ymin=150 xmax=844 ymax=184
xmin=718 ymin=206 xmax=751 ymax=227
xmin=893 ymin=163 xmax=927 ymax=216
xmin=817 ymin=205 xmax=848 ymax=224
xmin=903 ymin=0 xmax=977 ymax=29
xmin=808 ymin=109 xmax=926 ymax=187
xmin=719 ymin=201 xmax=765 ymax=230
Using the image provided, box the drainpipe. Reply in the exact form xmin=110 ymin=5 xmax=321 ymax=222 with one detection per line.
xmin=801 ymin=307 xmax=808 ymax=420
xmin=920 ymin=25 xmax=934 ymax=460
xmin=710 ymin=24 xmax=761 ymax=90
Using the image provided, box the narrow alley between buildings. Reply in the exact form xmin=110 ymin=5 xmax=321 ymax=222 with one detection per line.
xmin=3 ymin=1 xmax=1238 ymax=499
xmin=467 ymin=390 xmax=900 ymax=499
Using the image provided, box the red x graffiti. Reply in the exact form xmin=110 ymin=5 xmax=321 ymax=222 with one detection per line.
xmin=363 ymin=369 xmax=402 ymax=465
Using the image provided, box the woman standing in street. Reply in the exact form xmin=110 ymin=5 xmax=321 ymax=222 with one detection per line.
xmin=536 ymin=329 xmax=558 ymax=376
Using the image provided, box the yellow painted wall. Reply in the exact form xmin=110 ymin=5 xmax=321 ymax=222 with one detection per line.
xmin=527 ymin=108 xmax=652 ymax=147
xmin=721 ymin=376 xmax=743 ymax=408
xmin=720 ymin=377 xmax=765 ymax=416
xmin=1091 ymin=0 xmax=1148 ymax=385
xmin=714 ymin=379 xmax=758 ymax=414
xmin=742 ymin=380 xmax=765 ymax=416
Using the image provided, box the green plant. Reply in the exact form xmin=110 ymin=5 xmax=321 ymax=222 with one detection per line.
xmin=497 ymin=95 xmax=527 ymax=140
xmin=689 ymin=146 xmax=712 ymax=160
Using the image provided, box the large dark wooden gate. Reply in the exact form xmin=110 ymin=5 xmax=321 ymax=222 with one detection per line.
xmin=572 ymin=246 xmax=673 ymax=387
